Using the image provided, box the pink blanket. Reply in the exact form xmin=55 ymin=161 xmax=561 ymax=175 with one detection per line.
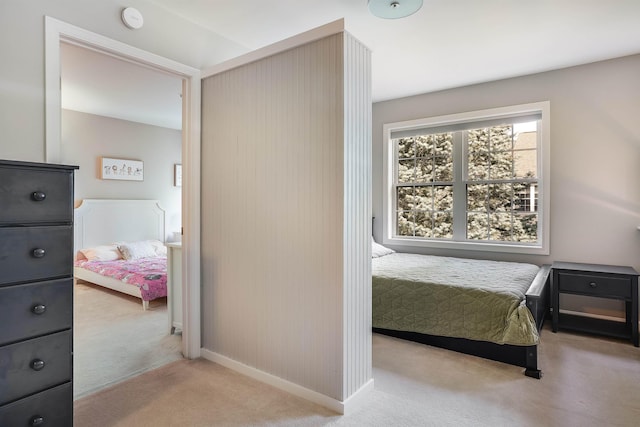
xmin=75 ymin=257 xmax=167 ymax=301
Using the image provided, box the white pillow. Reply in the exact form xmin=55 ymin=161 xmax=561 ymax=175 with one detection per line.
xmin=79 ymin=245 xmax=122 ymax=262
xmin=145 ymin=240 xmax=167 ymax=257
xmin=371 ymin=237 xmax=395 ymax=258
xmin=118 ymin=241 xmax=159 ymax=260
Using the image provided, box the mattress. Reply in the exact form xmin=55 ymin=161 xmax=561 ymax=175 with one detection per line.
xmin=372 ymin=253 xmax=541 ymax=346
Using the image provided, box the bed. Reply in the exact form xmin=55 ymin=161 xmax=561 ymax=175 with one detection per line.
xmin=73 ymin=199 xmax=168 ymax=310
xmin=372 ymin=241 xmax=551 ymax=378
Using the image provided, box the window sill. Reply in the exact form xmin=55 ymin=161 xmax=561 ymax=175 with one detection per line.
xmin=382 ymin=236 xmax=549 ymax=255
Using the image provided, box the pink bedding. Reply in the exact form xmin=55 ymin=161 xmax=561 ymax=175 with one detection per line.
xmin=75 ymin=257 xmax=167 ymax=301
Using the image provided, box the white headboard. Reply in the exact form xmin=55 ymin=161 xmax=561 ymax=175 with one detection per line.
xmin=74 ymin=199 xmax=166 ymax=253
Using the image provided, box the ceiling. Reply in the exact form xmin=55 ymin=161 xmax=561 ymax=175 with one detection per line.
xmin=61 ymin=42 xmax=183 ymax=130
xmin=149 ymin=0 xmax=640 ymax=101
xmin=61 ymin=0 xmax=640 ymax=129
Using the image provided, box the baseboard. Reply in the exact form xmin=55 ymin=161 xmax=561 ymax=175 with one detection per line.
xmin=342 ymin=378 xmax=375 ymax=415
xmin=200 ymin=348 xmax=374 ymax=415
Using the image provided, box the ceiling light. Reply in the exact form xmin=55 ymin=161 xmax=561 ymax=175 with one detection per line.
xmin=368 ymin=0 xmax=423 ymax=19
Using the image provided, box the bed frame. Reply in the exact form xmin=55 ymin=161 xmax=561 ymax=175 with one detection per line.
xmin=73 ymin=199 xmax=166 ymax=310
xmin=373 ymin=264 xmax=551 ymax=379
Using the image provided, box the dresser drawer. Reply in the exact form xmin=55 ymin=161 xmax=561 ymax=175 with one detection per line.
xmin=0 ymin=331 xmax=72 ymax=405
xmin=0 ymin=279 xmax=73 ymax=345
xmin=0 ymin=226 xmax=73 ymax=286
xmin=557 ymin=271 xmax=631 ymax=298
xmin=0 ymin=166 xmax=74 ymax=225
xmin=0 ymin=382 xmax=72 ymax=427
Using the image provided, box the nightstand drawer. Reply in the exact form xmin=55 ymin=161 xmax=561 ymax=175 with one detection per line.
xmin=0 ymin=331 xmax=72 ymax=405
xmin=0 ymin=166 xmax=74 ymax=225
xmin=0 ymin=226 xmax=73 ymax=286
xmin=557 ymin=272 xmax=631 ymax=298
xmin=0 ymin=382 xmax=72 ymax=427
xmin=0 ymin=279 xmax=73 ymax=345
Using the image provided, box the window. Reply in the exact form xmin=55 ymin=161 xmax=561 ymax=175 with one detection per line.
xmin=382 ymin=102 xmax=550 ymax=254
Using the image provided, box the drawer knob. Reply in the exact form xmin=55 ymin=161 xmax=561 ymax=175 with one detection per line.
xmin=31 ymin=359 xmax=45 ymax=371
xmin=31 ymin=191 xmax=46 ymax=201
xmin=30 ymin=416 xmax=44 ymax=426
xmin=32 ymin=248 xmax=46 ymax=258
xmin=589 ymin=282 xmax=597 ymax=288
xmin=32 ymin=304 xmax=46 ymax=315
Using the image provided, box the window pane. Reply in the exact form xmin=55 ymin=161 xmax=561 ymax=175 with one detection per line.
xmin=435 ymin=133 xmax=453 ymax=156
xmin=513 ymin=182 xmax=537 ymax=212
xmin=434 ymin=156 xmax=453 ymax=181
xmin=398 ymin=159 xmax=414 ymax=183
xmin=467 ymin=212 xmax=489 ymax=240
xmin=490 ymin=150 xmax=514 ymax=179
xmin=415 ymin=158 xmax=433 ymax=182
xmin=434 ymin=186 xmax=453 ymax=210
xmin=467 ymin=146 xmax=489 ymax=180
xmin=415 ymin=136 xmax=434 ymax=157
xmin=397 ymin=186 xmax=414 ymax=210
xmin=514 ymin=213 xmax=538 ymax=243
xmin=414 ymin=211 xmax=432 ymax=237
xmin=514 ymin=149 xmax=537 ymax=178
xmin=397 ymin=138 xmax=415 ymax=158
xmin=433 ymin=212 xmax=453 ymax=238
xmin=489 ymin=125 xmax=513 ymax=151
xmin=467 ymin=184 xmax=488 ymax=211
xmin=490 ymin=213 xmax=513 ymax=241
xmin=414 ymin=186 xmax=433 ymax=210
xmin=513 ymin=124 xmax=537 ymax=150
xmin=397 ymin=211 xmax=414 ymax=236
xmin=468 ymin=128 xmax=490 ymax=151
xmin=488 ymin=183 xmax=512 ymax=211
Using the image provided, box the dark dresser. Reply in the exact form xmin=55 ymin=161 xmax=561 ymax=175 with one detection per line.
xmin=0 ymin=160 xmax=78 ymax=426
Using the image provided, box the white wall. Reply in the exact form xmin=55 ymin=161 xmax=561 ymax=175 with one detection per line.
xmin=62 ymin=109 xmax=182 ymax=240
xmin=201 ymin=30 xmax=371 ymax=408
xmin=373 ymin=54 xmax=640 ymax=318
xmin=0 ymin=0 xmax=246 ymax=163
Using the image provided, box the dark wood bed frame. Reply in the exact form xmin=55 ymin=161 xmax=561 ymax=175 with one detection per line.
xmin=373 ymin=264 xmax=552 ymax=379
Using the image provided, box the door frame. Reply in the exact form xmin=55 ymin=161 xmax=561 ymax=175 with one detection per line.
xmin=44 ymin=16 xmax=201 ymax=358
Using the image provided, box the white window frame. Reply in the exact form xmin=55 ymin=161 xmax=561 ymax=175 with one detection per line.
xmin=382 ymin=101 xmax=550 ymax=255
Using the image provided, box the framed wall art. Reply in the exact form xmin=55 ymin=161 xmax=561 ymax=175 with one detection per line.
xmin=101 ymin=157 xmax=144 ymax=181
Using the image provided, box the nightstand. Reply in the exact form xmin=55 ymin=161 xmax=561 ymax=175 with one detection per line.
xmin=551 ymin=262 xmax=638 ymax=347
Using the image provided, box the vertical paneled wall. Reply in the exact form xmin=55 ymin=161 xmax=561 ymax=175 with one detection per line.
xmin=201 ymin=31 xmax=371 ymax=402
xmin=342 ymin=32 xmax=372 ymax=399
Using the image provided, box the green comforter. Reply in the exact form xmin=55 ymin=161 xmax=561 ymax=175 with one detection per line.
xmin=372 ymin=253 xmax=540 ymax=346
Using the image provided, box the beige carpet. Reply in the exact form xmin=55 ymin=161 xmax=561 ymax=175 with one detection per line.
xmin=75 ymin=325 xmax=640 ymax=426
xmin=74 ymin=281 xmax=183 ymax=399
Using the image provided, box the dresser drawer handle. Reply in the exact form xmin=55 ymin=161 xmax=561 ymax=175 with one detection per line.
xmin=32 ymin=304 xmax=46 ymax=315
xmin=31 ymin=359 xmax=45 ymax=371
xmin=30 ymin=416 xmax=44 ymax=426
xmin=31 ymin=191 xmax=46 ymax=201
xmin=589 ymin=282 xmax=597 ymax=288
xmin=32 ymin=248 xmax=46 ymax=258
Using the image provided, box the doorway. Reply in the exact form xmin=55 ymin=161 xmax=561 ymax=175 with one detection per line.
xmin=61 ymin=41 xmax=184 ymax=397
xmin=44 ymin=15 xmax=202 ymax=391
